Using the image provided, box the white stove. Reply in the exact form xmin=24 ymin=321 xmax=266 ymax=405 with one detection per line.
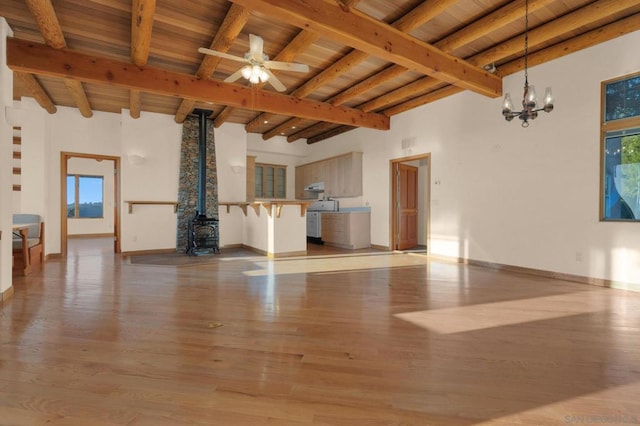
xmin=306 ymin=200 xmax=339 ymax=239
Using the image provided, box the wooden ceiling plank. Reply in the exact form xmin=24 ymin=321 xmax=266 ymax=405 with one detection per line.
xmin=214 ymin=30 xmax=320 ymax=128
xmin=307 ymin=125 xmax=356 ymax=144
xmin=383 ymin=85 xmax=464 ymax=117
xmin=288 ymin=122 xmax=336 ymax=142
xmin=360 ymin=77 xmax=441 ymax=112
xmin=498 ymin=12 xmax=640 ymax=78
xmin=263 ymin=117 xmax=305 ymax=140
xmin=24 ymin=0 xmax=66 ymax=49
xmin=435 ymin=0 xmax=556 ymax=54
xmin=344 ymin=0 xmax=640 ymax=123
xmin=470 ymin=0 xmax=639 ymax=68
xmin=385 ymin=13 xmax=640 ymax=118
xmin=246 ymin=0 xmax=460 ymax=134
xmin=392 ymin=0 xmax=459 ymax=33
xmin=174 ymin=3 xmax=250 ymax=124
xmin=285 ymin=0 xmax=555 ymax=142
xmin=25 ymin=0 xmax=94 ymax=117
xmin=130 ymin=0 xmax=157 ymax=118
xmin=329 ymin=64 xmax=408 ymax=106
xmin=229 ymin=0 xmax=501 ymax=98
xmin=13 ymin=72 xmax=57 ymax=114
xmin=7 ymin=38 xmax=389 ymax=130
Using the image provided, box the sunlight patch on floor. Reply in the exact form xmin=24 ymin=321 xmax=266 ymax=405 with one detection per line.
xmin=242 ymin=252 xmax=428 ymax=276
xmin=395 ymin=292 xmax=606 ymax=334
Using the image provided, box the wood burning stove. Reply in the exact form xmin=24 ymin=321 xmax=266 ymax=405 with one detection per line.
xmin=185 ymin=109 xmax=220 ymax=256
xmin=187 ymin=213 xmax=219 ymax=255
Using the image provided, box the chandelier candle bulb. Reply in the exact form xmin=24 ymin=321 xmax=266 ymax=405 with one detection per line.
xmin=525 ymin=85 xmax=537 ymax=108
xmin=543 ymin=87 xmax=554 ymax=112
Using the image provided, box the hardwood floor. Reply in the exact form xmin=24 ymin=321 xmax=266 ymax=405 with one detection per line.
xmin=2 ymin=238 xmax=640 ymax=425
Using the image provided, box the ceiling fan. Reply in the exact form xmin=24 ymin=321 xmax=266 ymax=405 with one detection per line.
xmin=198 ymin=34 xmax=309 ymax=92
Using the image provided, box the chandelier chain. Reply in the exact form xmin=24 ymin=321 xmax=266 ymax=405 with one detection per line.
xmin=524 ymin=0 xmax=529 ymax=86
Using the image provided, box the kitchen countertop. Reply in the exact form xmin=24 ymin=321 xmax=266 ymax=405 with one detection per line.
xmin=323 ymin=207 xmax=371 ymax=214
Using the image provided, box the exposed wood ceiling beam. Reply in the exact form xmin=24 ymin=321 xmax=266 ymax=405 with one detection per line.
xmin=13 ymin=72 xmax=57 ymax=114
xmin=470 ymin=0 xmax=639 ymax=68
xmin=292 ymin=0 xmax=638 ymax=142
xmin=235 ymin=0 xmax=368 ymax=132
xmin=174 ymin=3 xmax=250 ymax=123
xmin=246 ymin=0 xmax=458 ymax=135
xmin=25 ymin=0 xmax=93 ymax=118
xmin=230 ymin=0 xmax=501 ymax=98
xmin=130 ymin=0 xmax=157 ymax=118
xmin=307 ymin=125 xmax=356 ymax=145
xmin=436 ymin=0 xmax=556 ymax=54
xmin=309 ymin=12 xmax=640 ymax=144
xmin=285 ymin=0 xmax=549 ymax=142
xmin=7 ymin=38 xmax=390 ymax=130
xmin=213 ymin=30 xmax=320 ymax=128
xmin=496 ymin=13 xmax=640 ymax=78
xmin=24 ymin=0 xmax=65 ymax=49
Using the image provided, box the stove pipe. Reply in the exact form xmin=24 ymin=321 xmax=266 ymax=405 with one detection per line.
xmin=194 ymin=109 xmax=210 ymax=218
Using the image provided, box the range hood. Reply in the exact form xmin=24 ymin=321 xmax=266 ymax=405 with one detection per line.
xmin=304 ymin=182 xmax=325 ymax=192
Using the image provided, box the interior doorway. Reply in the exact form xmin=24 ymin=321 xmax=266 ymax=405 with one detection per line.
xmin=60 ymin=152 xmax=121 ymax=257
xmin=390 ymin=154 xmax=430 ymax=251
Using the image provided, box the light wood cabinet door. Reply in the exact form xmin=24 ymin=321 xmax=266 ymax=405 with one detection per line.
xmin=321 ymin=212 xmax=370 ymax=249
xmin=296 ymin=152 xmax=362 ymax=199
xmin=324 ymin=152 xmax=363 ymax=198
xmin=295 ymin=166 xmax=306 ymax=199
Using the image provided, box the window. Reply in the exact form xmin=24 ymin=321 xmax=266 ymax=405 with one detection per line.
xmin=255 ymin=163 xmax=286 ymax=199
xmin=601 ymin=72 xmax=640 ymax=221
xmin=67 ymin=175 xmax=104 ymax=218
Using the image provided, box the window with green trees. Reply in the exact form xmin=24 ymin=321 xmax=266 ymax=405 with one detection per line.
xmin=67 ymin=175 xmax=104 ymax=218
xmin=601 ymin=71 xmax=640 ymax=221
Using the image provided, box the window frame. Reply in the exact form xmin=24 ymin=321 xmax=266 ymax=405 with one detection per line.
xmin=600 ymin=71 xmax=640 ymax=222
xmin=255 ymin=162 xmax=287 ymax=199
xmin=66 ymin=174 xmax=105 ymax=219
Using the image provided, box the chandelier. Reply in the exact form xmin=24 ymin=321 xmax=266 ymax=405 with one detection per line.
xmin=501 ymin=0 xmax=554 ymax=127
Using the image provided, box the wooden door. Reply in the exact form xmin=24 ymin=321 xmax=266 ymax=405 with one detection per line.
xmin=396 ymin=163 xmax=418 ymax=250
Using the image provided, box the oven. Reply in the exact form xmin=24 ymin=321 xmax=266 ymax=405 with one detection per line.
xmin=306 ymin=199 xmax=339 ymax=239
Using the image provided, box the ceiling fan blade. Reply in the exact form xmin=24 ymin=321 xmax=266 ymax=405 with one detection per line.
xmin=224 ymin=68 xmax=245 ymax=83
xmin=263 ymin=68 xmax=287 ymax=92
xmin=249 ymin=34 xmax=264 ymax=61
xmin=198 ymin=47 xmax=246 ymax=63
xmin=264 ymin=61 xmax=309 ymax=73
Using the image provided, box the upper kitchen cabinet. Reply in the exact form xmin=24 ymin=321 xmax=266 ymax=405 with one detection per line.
xmin=296 ymin=152 xmax=363 ymax=199
xmin=325 ymin=152 xmax=363 ymax=198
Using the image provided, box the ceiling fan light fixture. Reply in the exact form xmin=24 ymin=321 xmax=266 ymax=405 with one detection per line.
xmin=241 ymin=65 xmax=252 ymax=80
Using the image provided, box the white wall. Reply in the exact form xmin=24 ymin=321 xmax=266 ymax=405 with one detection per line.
xmin=247 ymin=133 xmax=307 ymax=200
xmin=216 ymin=124 xmax=247 ymax=247
xmin=120 ymin=110 xmax=182 ymax=252
xmin=9 ymin=28 xmax=640 ymax=288
xmin=67 ymin=157 xmax=115 ymax=236
xmin=0 ymin=18 xmax=14 ymax=294
xmin=306 ymin=30 xmax=640 ymax=287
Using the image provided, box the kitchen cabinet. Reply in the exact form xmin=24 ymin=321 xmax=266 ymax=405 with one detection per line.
xmin=295 ymin=166 xmax=306 ymax=199
xmin=295 ymin=152 xmax=362 ymax=199
xmin=325 ymin=152 xmax=362 ymax=198
xmin=321 ymin=211 xmax=370 ymax=250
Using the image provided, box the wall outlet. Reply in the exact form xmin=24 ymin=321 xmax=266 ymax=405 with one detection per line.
xmin=575 ymin=251 xmax=583 ymax=262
